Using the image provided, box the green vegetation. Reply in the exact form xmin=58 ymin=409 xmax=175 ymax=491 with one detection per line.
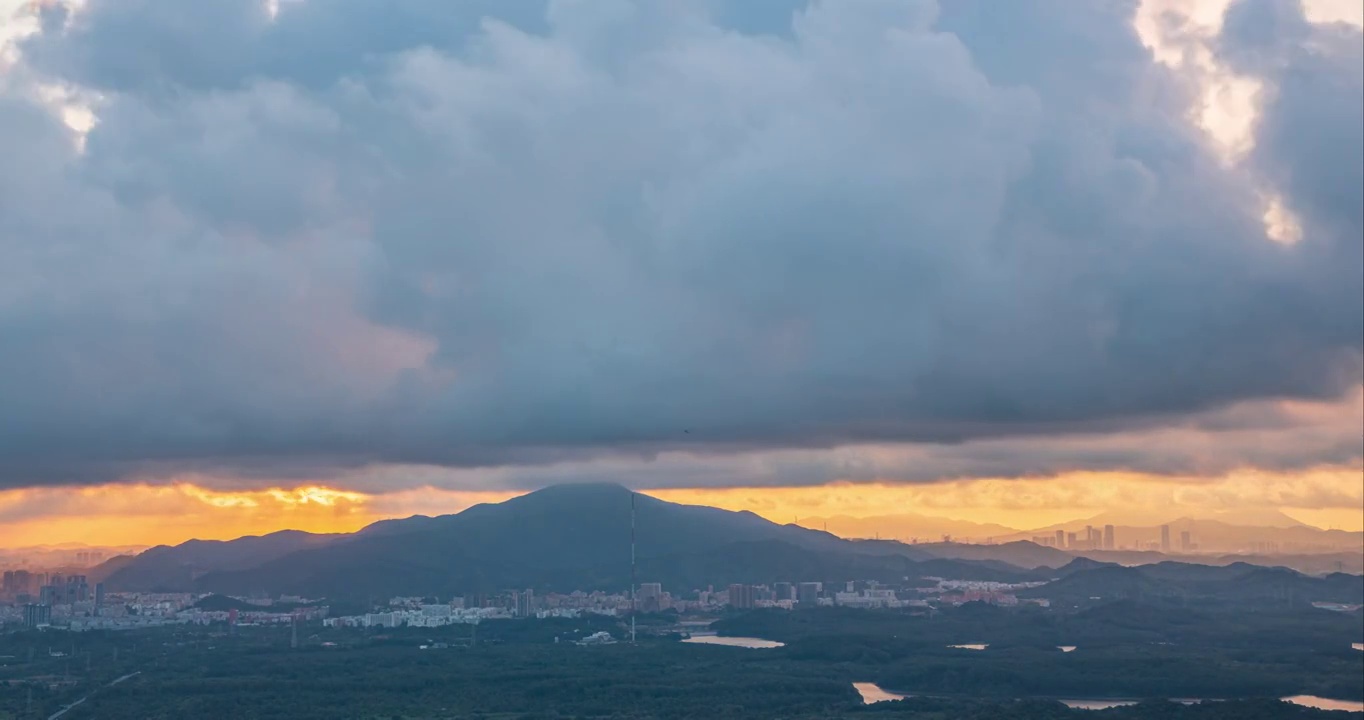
xmin=718 ymin=603 xmax=1364 ymax=701
xmin=0 ymin=602 xmax=1360 ymax=719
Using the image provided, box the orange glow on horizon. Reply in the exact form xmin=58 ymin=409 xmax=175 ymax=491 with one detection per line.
xmin=650 ymin=468 xmax=1364 ymax=532
xmin=0 ymin=483 xmax=519 ymax=548
xmin=1 ymin=464 xmax=1361 ymax=549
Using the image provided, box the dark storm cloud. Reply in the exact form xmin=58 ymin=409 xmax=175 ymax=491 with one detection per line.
xmin=22 ymin=0 xmax=552 ymax=93
xmin=0 ymin=0 xmax=1359 ymax=489
xmin=1220 ymin=0 xmax=1364 ymax=346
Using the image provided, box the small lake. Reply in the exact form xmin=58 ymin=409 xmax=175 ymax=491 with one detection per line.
xmin=682 ymin=635 xmax=784 ymax=649
xmin=1058 ymin=646 xmax=1077 ymax=653
xmin=1061 ymin=699 xmax=1136 ymax=710
xmin=853 ymin=682 xmax=906 ymax=703
xmin=852 ymin=683 xmax=1364 ymax=713
xmin=1283 ymin=696 xmax=1364 ymax=712
xmin=854 ymin=685 xmax=1144 ymax=710
xmin=1353 ymin=642 xmax=1363 ymax=651
xmin=946 ymin=644 xmax=988 ymax=650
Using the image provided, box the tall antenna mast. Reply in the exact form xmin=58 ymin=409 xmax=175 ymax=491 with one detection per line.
xmin=630 ymin=491 xmax=637 ymax=644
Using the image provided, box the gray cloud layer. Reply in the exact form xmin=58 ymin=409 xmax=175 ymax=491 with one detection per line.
xmin=0 ymin=0 xmax=1360 ymax=489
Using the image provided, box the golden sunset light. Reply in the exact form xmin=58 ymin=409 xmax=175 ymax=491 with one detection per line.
xmin=0 ymin=483 xmax=517 ymax=547
xmin=651 ymin=468 xmax=1364 ymax=533
xmin=6 ymin=464 xmax=1361 ymax=549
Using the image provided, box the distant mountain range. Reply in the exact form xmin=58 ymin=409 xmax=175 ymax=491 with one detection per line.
xmin=998 ymin=516 xmax=1363 ymax=555
xmin=1021 ymin=560 xmax=1363 ymax=605
xmin=96 ymin=484 xmax=989 ymax=598
xmin=795 ymin=513 xmax=1021 ymax=542
xmin=798 ymin=509 xmax=1361 ymax=555
xmin=1098 ymin=508 xmax=1314 ymax=528
xmin=87 ymin=484 xmax=1363 ymax=605
xmin=0 ymin=543 xmax=148 ymax=572
xmin=92 ymin=530 xmax=344 ymax=588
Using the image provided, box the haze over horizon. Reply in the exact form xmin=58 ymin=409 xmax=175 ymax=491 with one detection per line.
xmin=3 ymin=481 xmax=1360 ymax=551
xmin=1 ymin=0 xmax=1361 ymax=549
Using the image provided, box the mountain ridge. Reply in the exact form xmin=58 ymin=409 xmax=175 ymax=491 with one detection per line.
xmin=89 ymin=484 xmax=1363 ymax=600
xmin=100 ymin=484 xmax=1032 ymax=597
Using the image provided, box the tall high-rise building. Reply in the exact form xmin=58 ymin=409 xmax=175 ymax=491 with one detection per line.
xmin=1180 ymin=531 xmax=1192 ymax=552
xmin=1103 ymin=525 xmax=1115 ymax=550
xmin=23 ymin=603 xmax=51 ymax=628
xmin=66 ymin=575 xmax=89 ymax=604
xmin=515 ymin=589 xmax=536 ymax=617
xmin=1084 ymin=526 xmax=1094 ymax=547
xmin=797 ymin=582 xmax=821 ymax=606
xmin=40 ymin=574 xmax=63 ymax=605
xmin=12 ymin=570 xmax=33 ymax=595
xmin=773 ymin=582 xmax=794 ymax=601
xmin=637 ymin=583 xmax=664 ymax=612
xmin=727 ymin=584 xmax=756 ymax=609
xmin=1160 ymin=525 xmax=1171 ymax=552
xmin=94 ymin=583 xmax=105 ymax=616
xmin=1055 ymin=530 xmax=1066 ymax=548
xmin=1066 ymin=532 xmax=1078 ymax=549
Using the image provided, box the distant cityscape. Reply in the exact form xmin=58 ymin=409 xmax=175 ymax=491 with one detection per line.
xmin=2 ymin=516 xmax=1356 ymax=572
xmin=3 ymin=487 xmax=1360 ymax=637
xmin=1030 ymin=523 xmax=1192 ymax=552
xmin=3 ymin=572 xmax=1048 ymax=634
xmin=3 ymin=513 xmax=1360 ymax=634
xmin=1 ymin=487 xmax=1361 ymax=720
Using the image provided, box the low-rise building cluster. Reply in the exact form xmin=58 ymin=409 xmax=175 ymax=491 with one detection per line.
xmin=1 ymin=572 xmax=1067 ymax=633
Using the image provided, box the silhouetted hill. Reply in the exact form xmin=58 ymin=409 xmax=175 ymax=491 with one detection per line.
xmin=193 ymin=593 xmax=258 ymax=612
xmin=1023 ymin=561 xmax=1364 ymax=606
xmin=1042 ymin=556 xmax=1122 ymax=578
xmin=100 ymin=485 xmax=1362 ymax=603
xmin=98 ymin=530 xmax=344 ymax=592
xmin=86 ymin=554 xmax=138 ymax=583
xmin=914 ymin=557 xmax=1039 ymax=582
xmin=192 ymin=484 xmax=1031 ymax=598
xmin=1078 ymin=548 xmax=1364 ymax=576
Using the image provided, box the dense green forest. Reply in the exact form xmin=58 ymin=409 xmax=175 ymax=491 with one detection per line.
xmin=1 ymin=602 xmax=1360 ymax=719
xmin=716 ymin=602 xmax=1364 ymax=700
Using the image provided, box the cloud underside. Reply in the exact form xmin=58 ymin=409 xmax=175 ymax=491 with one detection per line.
xmin=0 ymin=0 xmax=1360 ymax=489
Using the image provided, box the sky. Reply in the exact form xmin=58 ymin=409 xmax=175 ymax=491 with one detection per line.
xmin=0 ymin=0 xmax=1360 ymax=548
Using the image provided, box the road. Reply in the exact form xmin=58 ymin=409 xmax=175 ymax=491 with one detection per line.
xmin=46 ymin=670 xmax=142 ymax=719
xmin=109 ymin=671 xmax=141 ymax=686
xmin=45 ymin=697 xmax=84 ymax=720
